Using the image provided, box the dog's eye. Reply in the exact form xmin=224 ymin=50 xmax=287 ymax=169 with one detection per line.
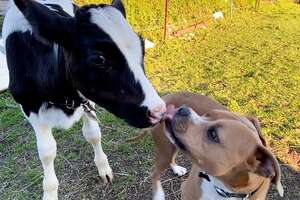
xmin=207 ymin=127 xmax=220 ymax=143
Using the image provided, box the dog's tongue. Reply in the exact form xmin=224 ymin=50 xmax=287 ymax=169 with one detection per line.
xmin=163 ymin=104 xmax=176 ymax=120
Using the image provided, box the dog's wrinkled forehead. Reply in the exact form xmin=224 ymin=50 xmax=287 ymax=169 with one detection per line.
xmin=204 ymin=109 xmax=262 ymax=140
xmin=190 ymin=109 xmax=209 ymax=124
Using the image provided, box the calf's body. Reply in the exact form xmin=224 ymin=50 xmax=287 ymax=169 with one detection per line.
xmin=3 ymin=0 xmax=166 ymax=199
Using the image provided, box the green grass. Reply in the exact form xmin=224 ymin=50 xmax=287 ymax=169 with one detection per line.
xmin=0 ymin=0 xmax=300 ymax=199
xmin=144 ymin=1 xmax=300 ymax=165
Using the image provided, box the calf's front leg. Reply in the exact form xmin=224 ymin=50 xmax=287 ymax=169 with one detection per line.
xmin=82 ymin=114 xmax=113 ymax=183
xmin=31 ymin=123 xmax=58 ymax=200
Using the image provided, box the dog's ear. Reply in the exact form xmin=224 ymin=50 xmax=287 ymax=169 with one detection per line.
xmin=14 ymin=0 xmax=76 ymax=48
xmin=112 ymin=0 xmax=126 ymax=18
xmin=246 ymin=145 xmax=284 ymax=197
xmin=246 ymin=116 xmax=266 ymax=146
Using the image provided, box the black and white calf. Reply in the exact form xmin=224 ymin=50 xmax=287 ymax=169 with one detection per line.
xmin=3 ymin=0 xmax=166 ymax=199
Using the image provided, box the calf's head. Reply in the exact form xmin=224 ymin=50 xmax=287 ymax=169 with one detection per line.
xmin=14 ymin=0 xmax=166 ymax=128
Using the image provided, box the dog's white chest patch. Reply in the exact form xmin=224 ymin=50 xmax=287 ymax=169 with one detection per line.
xmin=200 ymin=176 xmax=240 ymax=200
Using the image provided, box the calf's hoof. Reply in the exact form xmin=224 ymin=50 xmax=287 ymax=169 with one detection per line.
xmin=43 ymin=191 xmax=58 ymax=200
xmin=98 ymin=165 xmax=113 ymax=183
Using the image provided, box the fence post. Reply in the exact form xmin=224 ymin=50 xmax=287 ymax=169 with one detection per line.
xmin=229 ymin=0 xmax=234 ymax=18
xmin=163 ymin=0 xmax=169 ymax=41
xmin=255 ymin=0 xmax=261 ymax=11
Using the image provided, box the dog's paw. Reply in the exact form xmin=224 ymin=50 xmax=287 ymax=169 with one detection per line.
xmin=153 ymin=188 xmax=165 ymax=200
xmin=171 ymin=164 xmax=187 ymax=176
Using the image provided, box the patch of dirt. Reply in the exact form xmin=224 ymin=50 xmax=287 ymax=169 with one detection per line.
xmin=125 ymin=155 xmax=300 ymax=200
xmin=267 ymin=164 xmax=300 ymax=200
xmin=56 ymin=149 xmax=300 ymax=199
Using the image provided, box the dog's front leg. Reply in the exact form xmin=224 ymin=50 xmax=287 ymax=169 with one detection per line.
xmin=152 ymin=168 xmax=165 ymax=200
xmin=31 ymin=123 xmax=58 ymax=200
xmin=82 ymin=114 xmax=113 ymax=183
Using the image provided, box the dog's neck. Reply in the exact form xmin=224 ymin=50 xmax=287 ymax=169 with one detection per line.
xmin=198 ymin=172 xmax=261 ymax=200
xmin=182 ymin=165 xmax=268 ymax=200
xmin=199 ymin=173 xmax=244 ymax=200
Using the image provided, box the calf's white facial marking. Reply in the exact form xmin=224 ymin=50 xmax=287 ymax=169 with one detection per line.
xmin=89 ymin=6 xmax=165 ymax=113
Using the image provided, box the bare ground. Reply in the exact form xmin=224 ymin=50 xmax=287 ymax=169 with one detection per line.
xmin=19 ymin=129 xmax=299 ymax=200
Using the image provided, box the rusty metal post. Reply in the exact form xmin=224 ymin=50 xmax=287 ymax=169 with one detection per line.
xmin=255 ymin=0 xmax=261 ymax=11
xmin=229 ymin=0 xmax=234 ymax=18
xmin=163 ymin=0 xmax=169 ymax=40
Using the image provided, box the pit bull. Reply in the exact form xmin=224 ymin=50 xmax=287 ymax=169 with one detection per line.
xmin=148 ymin=92 xmax=284 ymax=200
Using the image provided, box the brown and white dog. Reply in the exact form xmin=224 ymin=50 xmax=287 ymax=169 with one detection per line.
xmin=142 ymin=92 xmax=284 ymax=200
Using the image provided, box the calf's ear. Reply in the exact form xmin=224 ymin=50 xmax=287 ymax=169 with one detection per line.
xmin=14 ymin=0 xmax=76 ymax=48
xmin=112 ymin=0 xmax=126 ymax=18
xmin=246 ymin=145 xmax=284 ymax=197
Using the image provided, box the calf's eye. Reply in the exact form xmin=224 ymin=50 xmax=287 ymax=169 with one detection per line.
xmin=94 ymin=55 xmax=106 ymax=66
xmin=207 ymin=127 xmax=220 ymax=143
xmin=89 ymin=54 xmax=106 ymax=67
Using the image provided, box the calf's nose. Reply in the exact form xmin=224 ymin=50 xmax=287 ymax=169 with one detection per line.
xmin=149 ymin=103 xmax=167 ymax=124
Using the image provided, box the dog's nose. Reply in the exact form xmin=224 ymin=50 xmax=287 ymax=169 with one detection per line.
xmin=177 ymin=105 xmax=190 ymax=117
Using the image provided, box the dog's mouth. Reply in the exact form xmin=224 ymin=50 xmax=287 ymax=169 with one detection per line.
xmin=164 ymin=105 xmax=187 ymax=150
xmin=164 ymin=105 xmax=176 ymax=143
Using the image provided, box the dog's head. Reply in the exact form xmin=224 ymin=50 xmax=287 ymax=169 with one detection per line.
xmin=164 ymin=105 xmax=283 ymax=196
